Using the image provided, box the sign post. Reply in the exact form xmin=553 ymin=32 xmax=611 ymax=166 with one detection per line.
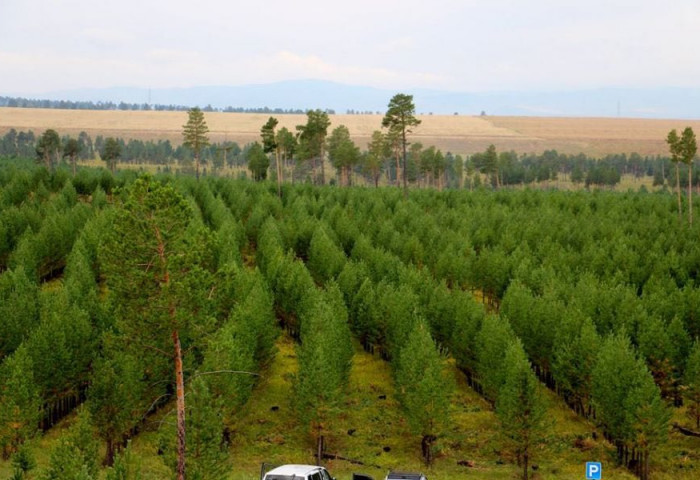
xmin=586 ymin=462 xmax=602 ymax=480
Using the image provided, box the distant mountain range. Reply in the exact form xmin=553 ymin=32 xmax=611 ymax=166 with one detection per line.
xmin=13 ymin=80 xmax=700 ymax=119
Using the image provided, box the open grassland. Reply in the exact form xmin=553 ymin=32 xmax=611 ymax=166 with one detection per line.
xmin=2 ymin=107 xmax=700 ymax=157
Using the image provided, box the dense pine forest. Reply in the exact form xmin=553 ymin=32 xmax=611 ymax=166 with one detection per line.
xmin=1 ymin=157 xmax=700 ymax=480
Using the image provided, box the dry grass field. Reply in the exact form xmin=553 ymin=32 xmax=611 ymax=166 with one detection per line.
xmin=2 ymin=107 xmax=699 ymax=157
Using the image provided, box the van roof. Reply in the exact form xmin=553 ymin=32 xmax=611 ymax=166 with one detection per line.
xmin=265 ymin=465 xmax=324 ymax=477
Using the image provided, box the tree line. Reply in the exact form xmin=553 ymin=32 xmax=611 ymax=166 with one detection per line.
xmin=0 ymin=95 xmax=333 ymax=115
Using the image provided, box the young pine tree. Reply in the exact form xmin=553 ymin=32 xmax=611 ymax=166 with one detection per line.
xmin=394 ymin=320 xmax=452 ymax=465
xmin=496 ymin=340 xmax=549 ymax=480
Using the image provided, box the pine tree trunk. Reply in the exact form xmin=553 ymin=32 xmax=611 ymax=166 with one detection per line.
xmin=320 ymin=143 xmax=326 ymax=185
xmin=195 ymin=153 xmax=200 ymax=181
xmin=395 ymin=151 xmax=401 ymax=187
xmin=105 ymin=437 xmax=116 ymax=466
xmin=174 ymin=330 xmax=186 ymax=480
xmin=523 ymin=451 xmax=529 ymax=480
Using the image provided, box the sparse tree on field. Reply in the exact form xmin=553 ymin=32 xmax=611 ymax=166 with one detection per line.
xmin=382 ymin=93 xmax=421 ymax=198
xmin=183 ymin=107 xmax=210 ymax=181
xmin=276 ymin=127 xmax=297 ymax=176
xmin=496 ymin=340 xmax=549 ymax=480
xmin=365 ymin=130 xmax=389 ymax=187
xmin=666 ymin=129 xmax=683 ymax=222
xmin=102 ymin=138 xmax=121 ymax=174
xmin=680 ymin=127 xmax=697 ymax=225
xmin=327 ymin=125 xmax=360 ymax=186
xmin=63 ymin=138 xmax=81 ymax=177
xmin=36 ymin=129 xmax=61 ymax=171
xmin=261 ymin=117 xmax=283 ymax=197
xmin=297 ymin=110 xmax=331 ymax=185
xmin=246 ymin=142 xmax=270 ymax=181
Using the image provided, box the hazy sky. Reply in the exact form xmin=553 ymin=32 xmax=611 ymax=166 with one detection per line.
xmin=1 ymin=0 xmax=699 ymax=95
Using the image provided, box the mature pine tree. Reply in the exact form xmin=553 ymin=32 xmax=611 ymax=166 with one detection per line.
xmin=63 ymin=138 xmax=81 ymax=177
xmin=182 ymin=107 xmax=210 ymax=181
xmin=394 ymin=321 xmax=452 ymax=465
xmin=680 ymin=127 xmax=697 ymax=225
xmin=99 ymin=176 xmax=216 ymax=480
xmin=496 ymin=340 xmax=549 ymax=480
xmin=246 ymin=142 xmax=270 ymax=181
xmin=327 ymin=125 xmax=360 ymax=186
xmin=666 ymin=129 xmax=683 ymax=222
xmin=297 ymin=110 xmax=331 ymax=185
xmin=36 ymin=129 xmax=61 ymax=171
xmin=365 ymin=130 xmax=388 ymax=187
xmin=101 ymin=138 xmax=121 ymax=174
xmin=382 ymin=94 xmax=421 ymax=197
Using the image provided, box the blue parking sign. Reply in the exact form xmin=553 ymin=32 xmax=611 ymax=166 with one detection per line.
xmin=586 ymin=462 xmax=602 ymax=480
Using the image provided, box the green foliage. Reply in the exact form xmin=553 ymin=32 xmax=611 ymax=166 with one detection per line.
xmin=475 ymin=315 xmax=517 ymax=402
xmin=307 ymin=225 xmax=346 ymax=283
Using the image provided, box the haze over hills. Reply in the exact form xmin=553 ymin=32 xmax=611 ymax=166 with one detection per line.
xmin=17 ymin=80 xmax=700 ymax=119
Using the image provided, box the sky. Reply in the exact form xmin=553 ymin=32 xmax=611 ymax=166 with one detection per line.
xmin=1 ymin=0 xmax=700 ymax=96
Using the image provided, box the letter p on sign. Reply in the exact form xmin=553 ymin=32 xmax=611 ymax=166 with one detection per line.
xmin=586 ymin=462 xmax=602 ymax=480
